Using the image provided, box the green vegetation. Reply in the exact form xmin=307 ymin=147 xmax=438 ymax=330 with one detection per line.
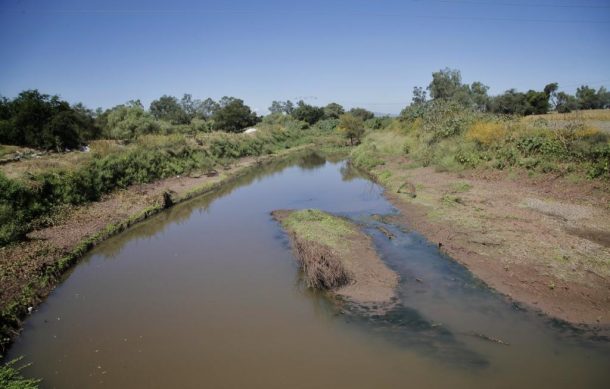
xmin=0 ymin=91 xmax=98 ymax=150
xmin=414 ymin=67 xmax=610 ymax=116
xmin=2 ymin=70 xmax=608 ymax=248
xmin=0 ymin=358 xmax=40 ymax=388
xmin=337 ymin=113 xmax=365 ymax=146
xmin=350 ymin=69 xmax=610 ymax=182
xmin=280 ymin=209 xmax=356 ymax=250
xmin=0 ymin=126 xmax=341 ymax=246
xmin=275 ymin=209 xmax=355 ymax=290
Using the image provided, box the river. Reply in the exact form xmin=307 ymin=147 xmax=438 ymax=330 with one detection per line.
xmin=7 ymin=153 xmax=610 ymax=388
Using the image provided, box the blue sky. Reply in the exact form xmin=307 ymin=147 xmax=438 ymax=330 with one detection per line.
xmin=1 ymin=0 xmax=609 ymax=114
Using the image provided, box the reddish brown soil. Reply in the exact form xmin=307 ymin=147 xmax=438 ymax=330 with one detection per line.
xmin=372 ymin=157 xmax=610 ymax=325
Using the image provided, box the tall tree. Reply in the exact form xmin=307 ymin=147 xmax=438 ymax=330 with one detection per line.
xmin=428 ymin=68 xmax=464 ymax=100
xmin=411 ymin=86 xmax=427 ymax=105
xmin=292 ymin=100 xmax=324 ymax=125
xmin=348 ymin=107 xmax=374 ymax=121
xmin=269 ymin=100 xmax=295 ymax=115
xmin=211 ymin=97 xmax=259 ymax=132
xmin=200 ymin=98 xmax=220 ymax=119
xmin=544 ymin=82 xmax=559 ymax=109
xmin=555 ymin=92 xmax=578 ymax=113
xmin=149 ymin=95 xmax=189 ymax=124
xmin=470 ymin=82 xmax=490 ymax=111
xmin=323 ymin=102 xmax=345 ymax=119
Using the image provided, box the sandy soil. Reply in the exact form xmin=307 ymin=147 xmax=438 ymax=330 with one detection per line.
xmin=272 ymin=210 xmax=399 ymax=307
xmin=369 ymin=156 xmax=610 ymax=325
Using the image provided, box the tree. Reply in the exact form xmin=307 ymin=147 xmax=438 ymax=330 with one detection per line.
xmin=0 ymin=90 xmax=99 ymax=149
xmin=428 ymin=68 xmax=464 ymax=100
xmin=269 ymin=101 xmax=284 ymax=114
xmin=42 ymin=110 xmax=84 ymax=150
xmin=597 ymin=86 xmax=610 ymax=109
xmin=411 ymin=86 xmax=427 ymax=105
xmin=544 ymin=82 xmax=559 ymax=109
xmin=200 ymin=98 xmax=220 ymax=119
xmin=470 ymin=82 xmax=490 ymax=111
xmin=211 ymin=97 xmax=259 ymax=132
xmin=555 ymin=92 xmax=578 ymax=113
xmin=103 ymin=101 xmax=159 ymax=139
xmin=180 ymin=94 xmax=208 ymax=121
xmin=149 ymin=95 xmax=189 ymax=124
xmin=426 ymin=68 xmax=490 ymax=109
xmin=338 ymin=113 xmax=365 ymax=146
xmin=490 ymin=89 xmax=528 ymax=115
xmin=268 ymin=100 xmax=295 ymax=115
xmin=525 ymin=90 xmax=550 ymax=115
xmin=348 ymin=107 xmax=374 ymax=121
xmin=323 ymin=102 xmax=345 ymax=119
xmin=292 ymin=100 xmax=324 ymax=125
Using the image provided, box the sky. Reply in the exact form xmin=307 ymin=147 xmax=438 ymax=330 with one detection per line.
xmin=1 ymin=0 xmax=609 ymax=115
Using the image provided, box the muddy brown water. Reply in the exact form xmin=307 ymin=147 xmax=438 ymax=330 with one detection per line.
xmin=6 ymin=154 xmax=610 ymax=388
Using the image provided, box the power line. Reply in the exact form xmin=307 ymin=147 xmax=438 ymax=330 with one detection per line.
xmin=1 ymin=8 xmax=608 ymax=24
xmin=417 ymin=0 xmax=610 ymax=9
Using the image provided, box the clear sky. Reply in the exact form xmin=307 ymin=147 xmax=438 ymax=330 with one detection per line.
xmin=1 ymin=0 xmax=609 ymax=114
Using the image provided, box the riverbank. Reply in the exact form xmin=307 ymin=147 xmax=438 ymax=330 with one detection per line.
xmin=0 ymin=145 xmax=342 ymax=353
xmin=351 ymin=132 xmax=610 ymax=326
xmin=272 ymin=209 xmax=398 ymax=308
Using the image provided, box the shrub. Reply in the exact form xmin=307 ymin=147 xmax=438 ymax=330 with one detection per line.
xmin=314 ymin=118 xmax=340 ymax=132
xmin=350 ymin=143 xmax=384 ymax=170
xmin=0 ymin=358 xmax=40 ymax=388
xmin=466 ymin=121 xmax=506 ymax=145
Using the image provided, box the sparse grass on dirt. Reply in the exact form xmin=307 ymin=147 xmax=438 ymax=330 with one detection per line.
xmin=280 ymin=209 xmax=356 ymax=250
xmin=349 ymin=113 xmax=610 ymax=324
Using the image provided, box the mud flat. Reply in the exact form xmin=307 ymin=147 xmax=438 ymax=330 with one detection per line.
xmin=272 ymin=209 xmax=398 ymax=307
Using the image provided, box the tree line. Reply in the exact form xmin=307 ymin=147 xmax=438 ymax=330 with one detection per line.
xmin=409 ymin=67 xmax=610 ymax=115
xmin=0 ymin=92 xmax=260 ymax=150
xmin=1 ymin=69 xmax=608 ymax=150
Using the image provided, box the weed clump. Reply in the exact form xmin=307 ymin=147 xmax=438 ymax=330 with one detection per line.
xmin=273 ymin=209 xmax=355 ymax=290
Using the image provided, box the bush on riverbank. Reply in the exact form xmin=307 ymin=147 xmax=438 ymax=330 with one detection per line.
xmin=0 ymin=127 xmax=338 ymax=246
xmin=0 ymin=358 xmax=40 ymax=388
xmin=352 ymin=102 xmax=610 ymax=180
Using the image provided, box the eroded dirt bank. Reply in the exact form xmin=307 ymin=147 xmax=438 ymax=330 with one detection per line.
xmin=363 ymin=156 xmax=610 ymax=326
xmin=0 ymin=146 xmax=316 ymax=351
xmin=272 ymin=209 xmax=398 ymax=307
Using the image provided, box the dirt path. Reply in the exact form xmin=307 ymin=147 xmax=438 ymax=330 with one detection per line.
xmin=368 ymin=156 xmax=610 ymax=325
xmin=272 ymin=209 xmax=398 ymax=308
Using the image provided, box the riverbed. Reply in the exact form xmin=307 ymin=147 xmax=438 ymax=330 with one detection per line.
xmin=7 ymin=153 xmax=610 ymax=388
